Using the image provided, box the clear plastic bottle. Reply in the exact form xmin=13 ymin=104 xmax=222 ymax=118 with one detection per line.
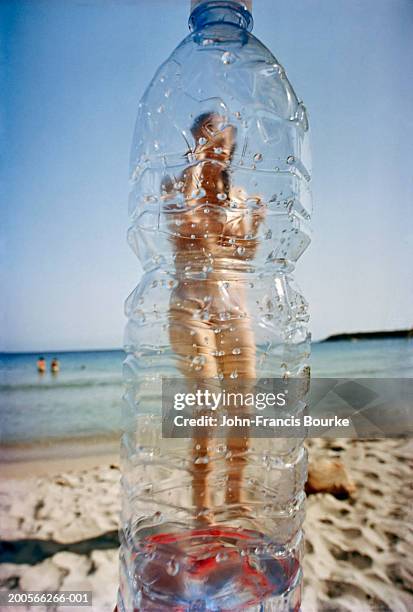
xmin=119 ymin=1 xmax=311 ymax=610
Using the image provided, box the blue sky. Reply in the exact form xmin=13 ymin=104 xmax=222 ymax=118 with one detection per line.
xmin=1 ymin=0 xmax=412 ymax=352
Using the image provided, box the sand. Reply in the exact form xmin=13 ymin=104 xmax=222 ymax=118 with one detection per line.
xmin=1 ymin=438 xmax=412 ymax=612
xmin=304 ymin=438 xmax=413 ymax=611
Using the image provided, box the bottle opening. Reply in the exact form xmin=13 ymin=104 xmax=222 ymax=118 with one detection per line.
xmin=189 ymin=0 xmax=253 ymax=32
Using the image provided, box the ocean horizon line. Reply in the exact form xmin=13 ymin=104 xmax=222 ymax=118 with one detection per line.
xmin=1 ymin=347 xmax=124 ymax=357
xmin=2 ymin=329 xmax=412 ymax=357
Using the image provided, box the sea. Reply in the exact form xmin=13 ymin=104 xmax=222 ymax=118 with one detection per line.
xmin=1 ymin=339 xmax=412 ymax=446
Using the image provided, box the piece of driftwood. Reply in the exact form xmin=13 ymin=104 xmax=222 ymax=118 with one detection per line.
xmin=306 ymin=459 xmax=356 ymax=499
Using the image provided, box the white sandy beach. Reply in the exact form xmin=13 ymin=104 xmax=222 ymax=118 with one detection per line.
xmin=1 ymin=438 xmax=412 ymax=612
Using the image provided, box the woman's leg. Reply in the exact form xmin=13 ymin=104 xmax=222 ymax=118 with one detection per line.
xmin=169 ymin=287 xmax=219 ymax=522
xmin=217 ymin=312 xmax=256 ymax=507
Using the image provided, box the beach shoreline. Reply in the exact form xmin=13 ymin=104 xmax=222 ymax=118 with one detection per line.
xmin=0 ymin=450 xmax=120 ymax=479
xmin=0 ymin=436 xmax=120 ymax=478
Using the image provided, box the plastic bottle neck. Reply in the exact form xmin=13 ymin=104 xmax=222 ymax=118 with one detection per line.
xmin=189 ymin=1 xmax=253 ymax=32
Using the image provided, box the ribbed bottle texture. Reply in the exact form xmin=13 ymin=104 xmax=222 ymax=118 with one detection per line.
xmin=118 ymin=2 xmax=311 ymax=610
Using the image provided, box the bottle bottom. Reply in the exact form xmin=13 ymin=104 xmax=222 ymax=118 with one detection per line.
xmin=118 ymin=526 xmax=301 ymax=611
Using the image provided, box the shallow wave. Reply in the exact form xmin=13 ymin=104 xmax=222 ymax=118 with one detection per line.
xmin=0 ymin=378 xmax=123 ymax=392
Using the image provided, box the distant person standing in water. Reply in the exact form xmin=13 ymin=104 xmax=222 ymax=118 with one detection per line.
xmin=51 ymin=357 xmax=60 ymax=375
xmin=37 ymin=356 xmax=46 ymax=374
